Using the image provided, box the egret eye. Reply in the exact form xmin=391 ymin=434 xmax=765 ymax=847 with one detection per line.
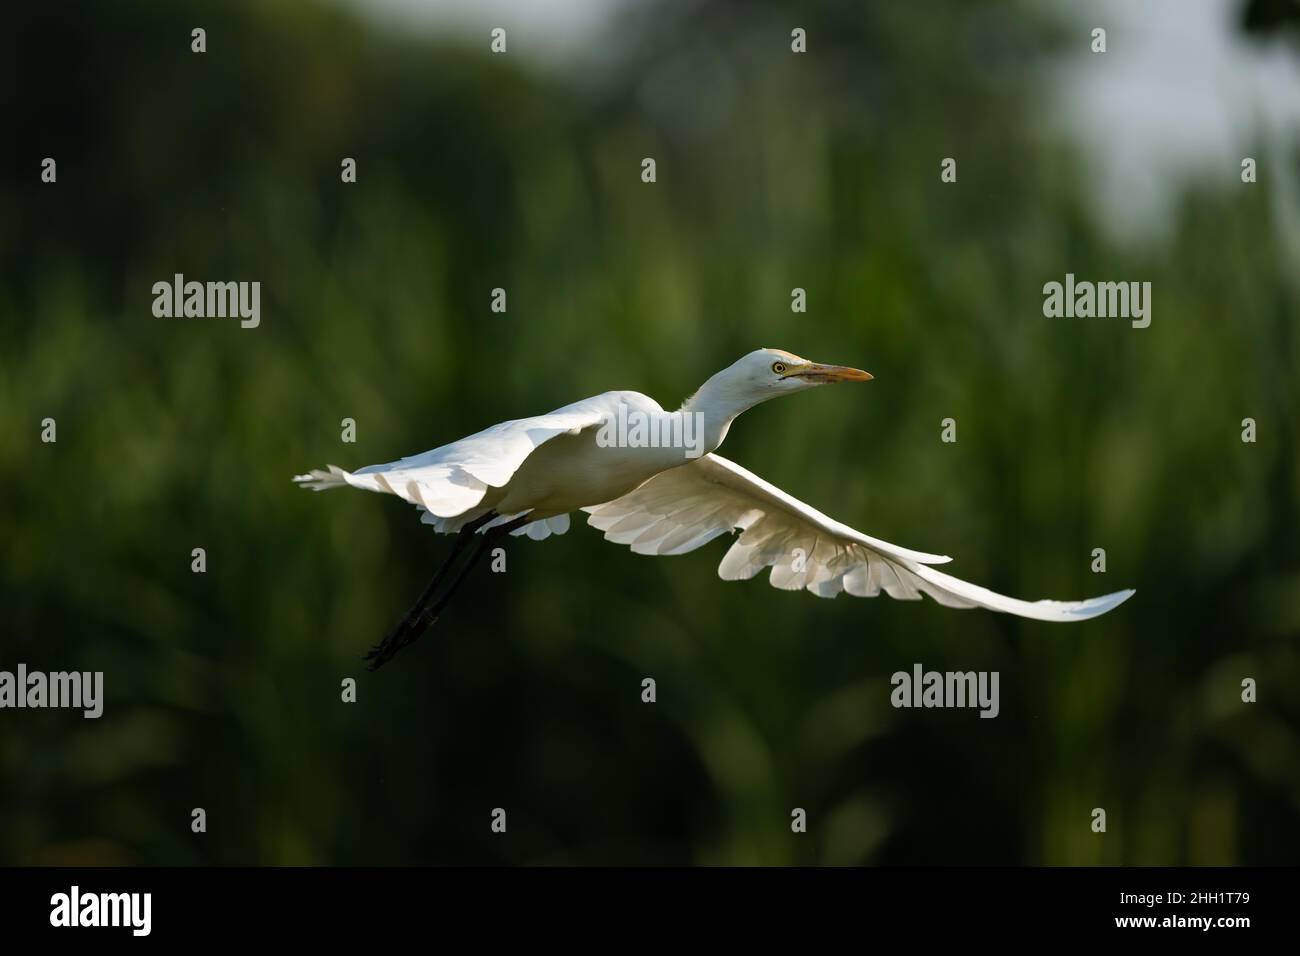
xmin=772 ymin=362 xmax=787 ymax=374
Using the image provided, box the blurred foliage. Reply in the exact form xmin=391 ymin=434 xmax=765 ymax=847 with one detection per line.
xmin=1 ymin=0 xmax=1298 ymax=865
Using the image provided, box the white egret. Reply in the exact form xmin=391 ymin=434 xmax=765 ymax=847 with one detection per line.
xmin=295 ymin=349 xmax=1134 ymax=668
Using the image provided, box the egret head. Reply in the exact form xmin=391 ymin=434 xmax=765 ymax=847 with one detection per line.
xmin=740 ymin=348 xmax=872 ymax=395
xmin=685 ymin=348 xmax=872 ymax=415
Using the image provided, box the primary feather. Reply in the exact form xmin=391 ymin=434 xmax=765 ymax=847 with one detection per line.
xmin=585 ymin=454 xmax=1133 ymax=620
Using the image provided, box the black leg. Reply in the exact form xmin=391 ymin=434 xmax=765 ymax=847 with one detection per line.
xmin=364 ymin=513 xmax=533 ymax=670
xmin=417 ymin=514 xmax=531 ymax=628
xmin=362 ymin=511 xmax=500 ymax=669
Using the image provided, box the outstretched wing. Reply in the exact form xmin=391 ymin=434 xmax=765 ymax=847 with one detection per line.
xmin=583 ymin=454 xmax=1133 ymax=621
xmin=293 ymin=399 xmax=608 ymax=519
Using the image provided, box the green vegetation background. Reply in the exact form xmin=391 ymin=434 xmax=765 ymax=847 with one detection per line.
xmin=1 ymin=0 xmax=1297 ymax=865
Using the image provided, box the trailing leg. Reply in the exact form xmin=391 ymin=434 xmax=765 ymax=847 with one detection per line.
xmin=363 ymin=511 xmax=499 ymax=669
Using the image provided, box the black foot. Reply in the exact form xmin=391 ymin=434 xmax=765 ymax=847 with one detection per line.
xmin=363 ymin=608 xmax=438 ymax=671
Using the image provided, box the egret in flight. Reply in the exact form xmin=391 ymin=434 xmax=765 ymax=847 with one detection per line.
xmin=295 ymin=349 xmax=1134 ymax=668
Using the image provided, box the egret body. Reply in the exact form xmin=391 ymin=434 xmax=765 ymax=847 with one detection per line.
xmin=295 ymin=349 xmax=1134 ymax=667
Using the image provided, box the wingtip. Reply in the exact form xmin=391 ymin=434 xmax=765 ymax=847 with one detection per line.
xmin=1073 ymin=587 xmax=1136 ymax=619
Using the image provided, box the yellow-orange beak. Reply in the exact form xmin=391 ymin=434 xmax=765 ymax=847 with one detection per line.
xmin=790 ymin=363 xmax=873 ymax=383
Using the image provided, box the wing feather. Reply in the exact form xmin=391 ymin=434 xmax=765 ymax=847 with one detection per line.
xmin=293 ymin=403 xmax=607 ymax=521
xmin=584 ymin=454 xmax=1134 ymax=622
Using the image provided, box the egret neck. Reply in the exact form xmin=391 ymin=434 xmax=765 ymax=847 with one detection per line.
xmin=679 ymin=366 xmax=768 ymax=454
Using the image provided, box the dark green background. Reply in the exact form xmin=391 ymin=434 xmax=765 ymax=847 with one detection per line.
xmin=1 ymin=0 xmax=1297 ymax=865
